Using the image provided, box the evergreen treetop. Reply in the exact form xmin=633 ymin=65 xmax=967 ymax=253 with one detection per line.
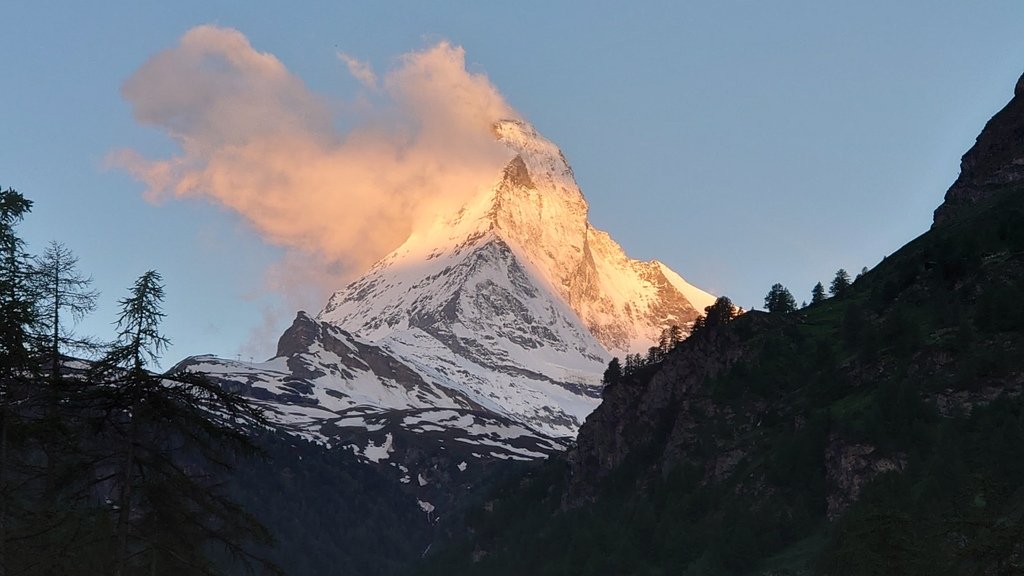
xmin=764 ymin=283 xmax=797 ymax=313
xmin=830 ymin=269 xmax=852 ymax=297
xmin=811 ymin=282 xmax=826 ymax=304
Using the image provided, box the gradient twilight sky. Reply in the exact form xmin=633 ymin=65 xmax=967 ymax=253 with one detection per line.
xmin=3 ymin=2 xmax=1023 ymax=364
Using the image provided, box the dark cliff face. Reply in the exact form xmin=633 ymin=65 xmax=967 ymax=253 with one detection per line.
xmin=276 ymin=311 xmax=448 ymax=394
xmin=275 ymin=310 xmax=320 ymax=357
xmin=566 ymin=320 xmax=751 ymax=506
xmin=933 ymin=71 xmax=1024 ymax=226
xmin=564 ymin=308 xmax=912 ymax=521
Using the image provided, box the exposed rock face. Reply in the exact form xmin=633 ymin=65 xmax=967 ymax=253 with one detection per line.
xmin=566 ymin=315 xmax=761 ymax=506
xmin=565 ymin=311 xmax=916 ymax=519
xmin=934 ymin=71 xmax=1024 ymax=226
xmin=824 ymin=435 xmax=906 ymax=520
xmin=275 ymin=312 xmax=444 ymax=397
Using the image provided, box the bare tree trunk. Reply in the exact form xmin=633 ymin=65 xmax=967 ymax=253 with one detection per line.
xmin=0 ymin=405 xmax=7 ymax=576
xmin=43 ymin=302 xmax=59 ymax=504
xmin=114 ymin=404 xmax=138 ymax=576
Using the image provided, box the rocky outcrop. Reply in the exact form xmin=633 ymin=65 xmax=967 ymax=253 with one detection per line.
xmin=565 ymin=310 xmax=917 ymax=521
xmin=500 ymin=154 xmax=535 ymax=190
xmin=824 ymin=435 xmax=906 ymax=520
xmin=566 ymin=313 xmax=768 ymax=506
xmin=275 ymin=311 xmax=455 ymax=400
xmin=933 ymin=71 xmax=1024 ymax=226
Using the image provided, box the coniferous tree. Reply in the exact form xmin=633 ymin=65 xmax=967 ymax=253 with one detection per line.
xmin=0 ymin=187 xmax=37 ymax=576
xmin=658 ymin=329 xmax=671 ymax=354
xmin=602 ymin=358 xmax=622 ymax=386
xmin=0 ymin=189 xmax=37 ymax=378
xmin=31 ymin=242 xmax=99 ymax=513
xmin=689 ymin=297 xmax=738 ymax=339
xmin=646 ymin=346 xmax=661 ymax=365
xmin=104 ymin=271 xmax=166 ymax=576
xmin=0 ymin=191 xmax=108 ymax=575
xmin=0 ymin=193 xmax=277 ymax=574
xmin=811 ymin=282 xmax=826 ymax=304
xmin=624 ymin=354 xmax=635 ymax=374
xmin=691 ymin=316 xmax=706 ymax=334
xmin=704 ymin=296 xmax=737 ymax=328
xmin=88 ymin=271 xmax=276 ymax=576
xmin=830 ymin=269 xmax=852 ymax=297
xmin=33 ymin=241 xmax=98 ymax=379
xmin=764 ymin=283 xmax=797 ymax=313
xmin=669 ymin=325 xmax=684 ymax=348
xmin=656 ymin=325 xmax=685 ymax=354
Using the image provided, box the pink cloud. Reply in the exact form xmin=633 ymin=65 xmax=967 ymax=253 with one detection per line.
xmin=111 ymin=27 xmax=518 ymax=310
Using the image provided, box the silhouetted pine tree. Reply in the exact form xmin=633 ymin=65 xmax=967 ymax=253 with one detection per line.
xmin=602 ymin=358 xmax=622 ymax=386
xmin=87 ymin=271 xmax=278 ymax=576
xmin=33 ymin=241 xmax=98 ymax=380
xmin=764 ymin=283 xmax=797 ymax=313
xmin=0 ymin=187 xmax=39 ymax=576
xmin=830 ymin=269 xmax=852 ymax=297
xmin=811 ymin=282 xmax=826 ymax=304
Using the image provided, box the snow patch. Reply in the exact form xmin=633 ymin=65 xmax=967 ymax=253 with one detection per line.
xmin=362 ymin=433 xmax=393 ymax=463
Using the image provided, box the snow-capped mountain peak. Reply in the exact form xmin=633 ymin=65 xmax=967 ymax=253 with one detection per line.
xmin=322 ymin=119 xmax=713 ymax=352
xmin=188 ymin=119 xmax=714 ymax=452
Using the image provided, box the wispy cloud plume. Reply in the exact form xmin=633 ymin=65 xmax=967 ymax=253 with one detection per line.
xmin=111 ymin=25 xmax=517 ymax=311
xmin=337 ymin=52 xmax=378 ymax=89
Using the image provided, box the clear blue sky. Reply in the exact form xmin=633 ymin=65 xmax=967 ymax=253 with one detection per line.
xmin=3 ymin=1 xmax=1023 ymax=364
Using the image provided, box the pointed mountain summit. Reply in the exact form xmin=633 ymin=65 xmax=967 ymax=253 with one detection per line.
xmin=322 ymin=119 xmax=715 ymax=355
xmin=183 ymin=119 xmax=714 ymax=456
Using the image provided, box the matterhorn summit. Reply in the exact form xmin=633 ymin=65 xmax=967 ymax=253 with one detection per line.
xmin=321 ymin=119 xmax=714 ymax=355
xmin=181 ymin=119 xmax=714 ymax=459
